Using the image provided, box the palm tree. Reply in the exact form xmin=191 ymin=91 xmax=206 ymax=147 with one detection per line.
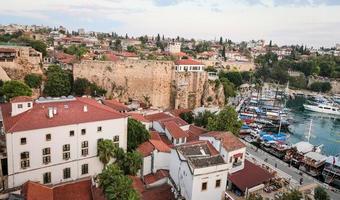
xmin=97 ymin=139 xmax=115 ymax=168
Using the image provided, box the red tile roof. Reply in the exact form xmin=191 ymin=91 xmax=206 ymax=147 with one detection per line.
xmin=169 ymin=109 xmax=191 ymax=117
xmin=114 ymin=51 xmax=138 ymax=57
xmin=145 ymin=112 xmax=172 ymax=122
xmin=158 ymin=117 xmax=188 ymax=128
xmin=141 ymin=184 xmax=175 ymax=200
xmin=149 ymin=139 xmax=171 ymax=153
xmin=130 ymin=176 xmax=145 ymax=194
xmin=55 ymin=52 xmax=77 ymax=64
xmin=137 ymin=141 xmax=155 ymax=157
xmin=102 ymin=99 xmax=129 ymax=112
xmin=0 ymin=48 xmax=16 ymax=53
xmin=228 ymin=160 xmax=274 ymax=192
xmin=10 ymin=96 xmax=33 ymax=103
xmin=174 ymin=59 xmax=203 ymax=65
xmin=144 ymin=170 xmax=169 ymax=185
xmin=201 ymin=131 xmax=246 ymax=151
xmin=137 ymin=131 xmax=171 ymax=157
xmin=129 ymin=113 xmax=151 ymax=123
xmin=164 ymin=121 xmax=188 ymax=139
xmin=1 ymin=97 xmax=126 ymax=133
xmin=186 ymin=125 xmax=207 ymax=142
xmin=103 ymin=53 xmax=119 ymax=62
xmin=22 ymin=179 xmax=93 ymax=200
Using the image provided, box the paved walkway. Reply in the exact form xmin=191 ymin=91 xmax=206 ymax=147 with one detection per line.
xmin=244 ymin=142 xmax=340 ymax=200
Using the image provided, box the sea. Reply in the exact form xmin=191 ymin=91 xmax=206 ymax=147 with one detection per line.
xmin=286 ymin=97 xmax=340 ymax=156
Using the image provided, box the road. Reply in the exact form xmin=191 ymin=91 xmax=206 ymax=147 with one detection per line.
xmin=245 ymin=142 xmax=340 ymax=200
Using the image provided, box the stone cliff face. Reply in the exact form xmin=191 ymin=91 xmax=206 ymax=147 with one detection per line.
xmin=74 ymin=60 xmax=225 ymax=109
xmin=201 ymin=80 xmax=225 ymax=107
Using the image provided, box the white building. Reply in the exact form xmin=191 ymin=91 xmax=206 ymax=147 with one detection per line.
xmin=174 ymin=59 xmax=205 ymax=72
xmin=0 ymin=96 xmax=128 ymax=189
xmin=165 ymin=42 xmax=181 ymax=54
xmin=199 ymin=131 xmax=246 ymax=173
xmin=169 ymin=140 xmax=229 ymax=200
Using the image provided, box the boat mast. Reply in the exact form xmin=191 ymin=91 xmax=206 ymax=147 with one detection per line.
xmin=307 ymin=119 xmax=313 ymax=142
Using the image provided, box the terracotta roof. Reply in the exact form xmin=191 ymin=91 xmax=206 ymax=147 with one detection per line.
xmin=164 ymin=121 xmax=188 ymax=139
xmin=186 ymin=125 xmax=207 ymax=142
xmin=102 ymin=99 xmax=129 ymax=112
xmin=22 ymin=179 xmax=93 ymax=200
xmin=144 ymin=170 xmax=169 ymax=185
xmin=1 ymin=97 xmax=126 ymax=133
xmin=137 ymin=132 xmax=171 ymax=157
xmin=103 ymin=53 xmax=119 ymax=62
xmin=0 ymin=48 xmax=16 ymax=53
xmin=169 ymin=109 xmax=191 ymax=117
xmin=114 ymin=51 xmax=138 ymax=57
xmin=150 ymin=131 xmax=162 ymax=140
xmin=130 ymin=176 xmax=145 ymax=194
xmin=145 ymin=112 xmax=172 ymax=122
xmin=22 ymin=181 xmax=53 ymax=200
xmin=55 ymin=52 xmax=77 ymax=64
xmin=141 ymin=184 xmax=175 ymax=200
xmin=159 ymin=135 xmax=174 ymax=148
xmin=201 ymin=131 xmax=246 ymax=151
xmin=174 ymin=59 xmax=203 ymax=65
xmin=10 ymin=96 xmax=33 ymax=103
xmin=158 ymin=117 xmax=188 ymax=128
xmin=129 ymin=113 xmax=150 ymax=123
xmin=228 ymin=160 xmax=274 ymax=192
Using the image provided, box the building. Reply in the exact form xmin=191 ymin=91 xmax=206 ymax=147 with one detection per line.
xmin=0 ymin=48 xmax=17 ymax=62
xmin=165 ymin=42 xmax=181 ymax=54
xmin=174 ymin=59 xmax=205 ymax=72
xmin=336 ymin=43 xmax=340 ymax=51
xmin=0 ymin=96 xmax=128 ymax=189
xmin=169 ymin=140 xmax=229 ymax=200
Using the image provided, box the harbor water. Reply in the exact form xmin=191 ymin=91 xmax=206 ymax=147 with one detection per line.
xmin=287 ymin=98 xmax=340 ymax=156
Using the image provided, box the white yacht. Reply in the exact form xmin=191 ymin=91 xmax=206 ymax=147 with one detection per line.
xmin=303 ymin=103 xmax=340 ymax=116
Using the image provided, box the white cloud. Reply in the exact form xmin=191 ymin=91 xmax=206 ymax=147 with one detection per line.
xmin=0 ymin=0 xmax=339 ymax=47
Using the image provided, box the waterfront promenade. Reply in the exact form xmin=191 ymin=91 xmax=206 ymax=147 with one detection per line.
xmin=245 ymin=141 xmax=340 ymax=199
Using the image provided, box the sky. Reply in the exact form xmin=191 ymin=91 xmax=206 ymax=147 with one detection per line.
xmin=1 ymin=0 xmax=340 ymax=47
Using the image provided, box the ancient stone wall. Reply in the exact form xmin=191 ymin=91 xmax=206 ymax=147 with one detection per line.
xmin=73 ymin=60 xmax=173 ymax=108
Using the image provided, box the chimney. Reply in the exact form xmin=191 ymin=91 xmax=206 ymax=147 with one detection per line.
xmin=83 ymin=105 xmax=88 ymax=112
xmin=53 ymin=107 xmax=57 ymax=115
xmin=48 ymin=107 xmax=53 ymax=118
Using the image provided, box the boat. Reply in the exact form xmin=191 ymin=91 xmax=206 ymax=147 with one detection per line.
xmin=299 ymin=152 xmax=327 ymax=177
xmin=322 ymin=155 xmax=340 ymax=188
xmin=303 ymin=103 xmax=340 ymax=116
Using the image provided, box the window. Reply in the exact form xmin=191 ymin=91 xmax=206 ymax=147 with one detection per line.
xmin=27 ymin=102 xmax=31 ymax=107
xmin=63 ymin=168 xmax=71 ymax=179
xmin=46 ymin=134 xmax=51 ymax=141
xmin=69 ymin=130 xmax=75 ymax=137
xmin=113 ymin=136 xmax=119 ymax=147
xmin=81 ymin=164 xmax=88 ymax=175
xmin=63 ymin=144 xmax=70 ymax=160
xmin=20 ymin=152 xmax=30 ymax=169
xmin=215 ymin=179 xmax=221 ymax=188
xmin=42 ymin=148 xmax=51 ymax=164
xmin=20 ymin=138 xmax=27 ymax=145
xmin=201 ymin=182 xmax=207 ymax=191
xmin=97 ymin=126 xmax=102 ymax=132
xmin=43 ymin=172 xmax=51 ymax=184
xmin=81 ymin=141 xmax=88 ymax=156
xmin=81 ymin=129 xmax=86 ymax=135
xmin=17 ymin=104 xmax=23 ymax=109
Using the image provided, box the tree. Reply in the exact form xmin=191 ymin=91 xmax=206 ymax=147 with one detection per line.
xmin=179 ymin=111 xmax=194 ymax=124
xmin=314 ymin=186 xmax=330 ymax=200
xmin=44 ymin=65 xmax=72 ymax=97
xmin=97 ymin=139 xmax=116 ymax=168
xmin=24 ymin=73 xmax=42 ymax=89
xmin=1 ymin=80 xmax=32 ymax=101
xmin=127 ymin=118 xmax=150 ymax=152
xmin=114 ymin=148 xmax=142 ymax=176
xmin=220 ymin=78 xmax=236 ymax=100
xmin=98 ymin=164 xmax=140 ymax=200
xmin=113 ymin=39 xmax=122 ymax=52
xmin=219 ymin=37 xmax=223 ymax=45
xmin=220 ymin=71 xmax=243 ymax=87
xmin=29 ymin=39 xmax=47 ymax=56
xmin=194 ymin=110 xmax=215 ymax=128
xmin=64 ymin=44 xmax=88 ymax=59
xmin=246 ymin=193 xmax=263 ymax=200
xmin=221 ymin=46 xmax=226 ymax=61
xmin=73 ymin=78 xmax=91 ymax=96
xmin=207 ymin=106 xmax=242 ymax=135
xmin=127 ymin=45 xmax=137 ymax=53
xmin=279 ymin=189 xmax=302 ymax=200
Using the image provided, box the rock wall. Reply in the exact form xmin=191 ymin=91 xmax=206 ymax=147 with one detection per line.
xmin=74 ymin=60 xmax=226 ymax=109
xmin=201 ymin=80 xmax=225 ymax=107
xmin=73 ymin=60 xmax=173 ymax=108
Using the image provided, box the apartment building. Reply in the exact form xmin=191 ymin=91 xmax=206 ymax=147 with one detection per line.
xmin=0 ymin=96 xmax=128 ymax=189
